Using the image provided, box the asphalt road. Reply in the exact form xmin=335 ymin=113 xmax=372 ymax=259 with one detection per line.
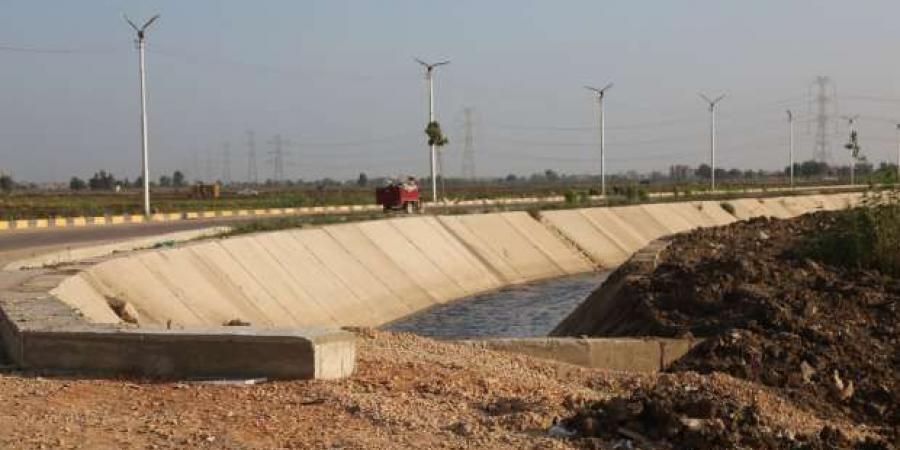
xmin=0 ymin=216 xmax=253 ymax=266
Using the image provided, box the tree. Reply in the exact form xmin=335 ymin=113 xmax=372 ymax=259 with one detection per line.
xmin=0 ymin=174 xmax=14 ymax=193
xmin=544 ymin=169 xmax=560 ymax=183
xmin=505 ymin=174 xmax=517 ymax=183
xmin=69 ymin=177 xmax=87 ymax=191
xmin=89 ymin=171 xmax=117 ymax=190
xmin=172 ymin=170 xmax=185 ymax=187
xmin=158 ymin=175 xmax=172 ymax=187
xmin=425 ymin=121 xmax=449 ymax=146
xmin=357 ymin=172 xmax=368 ymax=187
xmin=696 ymin=164 xmax=712 ymax=179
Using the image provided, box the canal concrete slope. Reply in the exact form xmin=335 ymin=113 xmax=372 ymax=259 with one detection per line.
xmin=48 ymin=193 xmax=860 ymax=331
xmin=53 ymin=212 xmax=591 ymax=329
xmin=541 ymin=193 xmax=859 ymax=268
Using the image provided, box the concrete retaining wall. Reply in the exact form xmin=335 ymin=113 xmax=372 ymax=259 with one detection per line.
xmin=466 ymin=336 xmax=699 ymax=372
xmin=0 ymin=271 xmax=355 ymax=379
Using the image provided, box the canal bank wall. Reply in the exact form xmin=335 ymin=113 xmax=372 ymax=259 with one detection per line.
xmin=47 ymin=193 xmax=860 ymax=330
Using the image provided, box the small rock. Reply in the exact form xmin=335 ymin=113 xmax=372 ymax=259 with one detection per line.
xmin=449 ymin=421 xmax=474 ymax=437
xmin=548 ymin=423 xmax=576 ymax=438
xmin=800 ymin=361 xmax=816 ymax=383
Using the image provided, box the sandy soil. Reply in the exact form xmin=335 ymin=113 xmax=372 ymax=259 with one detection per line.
xmin=0 ymin=329 xmax=875 ymax=450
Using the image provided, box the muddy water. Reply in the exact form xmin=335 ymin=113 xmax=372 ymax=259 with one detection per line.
xmin=383 ymin=272 xmax=608 ymax=340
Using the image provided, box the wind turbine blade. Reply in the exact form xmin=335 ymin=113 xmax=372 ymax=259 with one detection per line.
xmin=413 ymin=57 xmax=428 ymax=67
xmin=123 ymin=14 xmax=140 ymax=31
xmin=433 ymin=60 xmax=450 ymax=66
xmin=601 ymin=82 xmax=614 ymax=92
xmin=714 ymin=93 xmax=727 ymax=103
xmin=699 ymin=93 xmax=712 ymax=104
xmin=584 ymin=85 xmax=601 ymax=93
xmin=142 ymin=14 xmax=160 ymax=31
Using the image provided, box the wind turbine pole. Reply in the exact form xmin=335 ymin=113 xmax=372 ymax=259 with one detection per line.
xmin=700 ymin=93 xmax=726 ymax=191
xmin=126 ymin=14 xmax=159 ymax=217
xmin=585 ymin=84 xmax=613 ymax=197
xmin=428 ymin=69 xmax=436 ymax=203
xmin=416 ymin=58 xmax=449 ymax=203
xmin=787 ymin=110 xmax=794 ymax=189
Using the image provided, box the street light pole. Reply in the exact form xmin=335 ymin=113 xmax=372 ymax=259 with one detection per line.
xmin=787 ymin=110 xmax=794 ymax=189
xmin=843 ymin=115 xmax=859 ymax=186
xmin=700 ymin=93 xmax=726 ymax=191
xmin=415 ymin=58 xmax=449 ymax=203
xmin=585 ymin=83 xmax=613 ymax=197
xmin=125 ymin=14 xmax=159 ymax=217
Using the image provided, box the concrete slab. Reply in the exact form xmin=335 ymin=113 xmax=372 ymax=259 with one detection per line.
xmin=50 ymin=274 xmax=122 ymax=324
xmin=466 ymin=337 xmax=698 ymax=372
xmin=289 ymin=228 xmax=410 ymax=326
xmin=608 ymin=205 xmax=673 ymax=240
xmin=499 ymin=212 xmax=594 ymax=275
xmin=437 ymin=215 xmax=526 ymax=284
xmin=252 ymin=233 xmax=366 ymax=326
xmin=81 ymin=256 xmax=203 ymax=327
xmin=219 ymin=236 xmax=336 ymax=326
xmin=356 ymin=219 xmax=466 ymax=304
xmin=324 ymin=223 xmax=436 ymax=315
xmin=638 ymin=203 xmax=696 ymax=233
xmin=447 ymin=213 xmax=567 ymax=281
xmin=391 ymin=216 xmax=501 ymax=295
xmin=693 ymin=201 xmax=739 ymax=226
xmin=580 ymin=208 xmax=648 ymax=252
xmin=539 ymin=209 xmax=632 ymax=267
xmin=186 ymin=243 xmax=292 ymax=327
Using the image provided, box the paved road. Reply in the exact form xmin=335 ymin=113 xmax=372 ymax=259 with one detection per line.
xmin=0 ymin=217 xmax=252 ymax=266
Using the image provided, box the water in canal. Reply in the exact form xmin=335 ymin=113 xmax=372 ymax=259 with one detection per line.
xmin=383 ymin=272 xmax=608 ymax=340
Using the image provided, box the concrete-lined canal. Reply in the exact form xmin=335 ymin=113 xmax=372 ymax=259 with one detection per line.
xmin=383 ymin=272 xmax=608 ymax=340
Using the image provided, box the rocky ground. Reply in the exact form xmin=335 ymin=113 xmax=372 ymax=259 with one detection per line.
xmin=565 ymin=212 xmax=898 ymax=448
xmin=0 ymin=328 xmax=875 ymax=449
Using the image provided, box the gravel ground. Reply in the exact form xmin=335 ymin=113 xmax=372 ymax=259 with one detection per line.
xmin=0 ymin=329 xmax=875 ymax=449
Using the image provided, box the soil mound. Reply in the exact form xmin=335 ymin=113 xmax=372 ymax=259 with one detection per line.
xmin=565 ymin=211 xmax=899 ymax=447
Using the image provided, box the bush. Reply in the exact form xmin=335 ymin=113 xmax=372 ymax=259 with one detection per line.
xmin=801 ymin=192 xmax=900 ymax=276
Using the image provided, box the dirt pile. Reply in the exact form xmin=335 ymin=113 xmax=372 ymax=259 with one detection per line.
xmin=563 ymin=372 xmax=885 ymax=450
xmin=566 ymin=211 xmax=899 ymax=447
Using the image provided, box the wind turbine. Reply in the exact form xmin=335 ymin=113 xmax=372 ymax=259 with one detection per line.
xmin=699 ymin=93 xmax=726 ymax=191
xmin=415 ymin=58 xmax=450 ymax=203
xmin=125 ymin=14 xmax=160 ymax=217
xmin=585 ymin=83 xmax=613 ymax=197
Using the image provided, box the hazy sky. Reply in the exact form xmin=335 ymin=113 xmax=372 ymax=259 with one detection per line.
xmin=3 ymin=1 xmax=900 ymax=183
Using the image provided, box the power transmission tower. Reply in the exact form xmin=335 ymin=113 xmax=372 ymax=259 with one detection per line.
xmin=204 ymin=149 xmax=214 ymax=182
xmin=268 ymin=134 xmax=290 ymax=183
xmin=461 ymin=107 xmax=476 ymax=180
xmin=246 ymin=130 xmax=258 ymax=184
xmin=810 ymin=76 xmax=838 ymax=163
xmin=222 ymin=142 xmax=232 ymax=185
